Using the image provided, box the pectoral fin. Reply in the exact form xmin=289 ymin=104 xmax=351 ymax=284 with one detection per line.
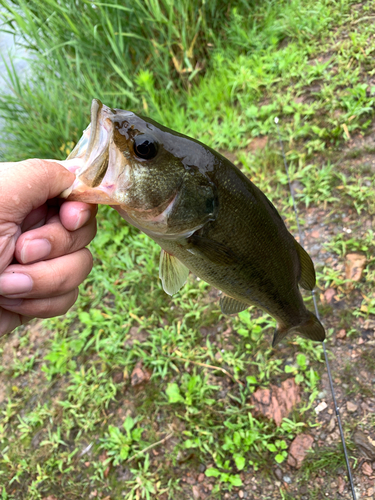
xmin=293 ymin=240 xmax=316 ymax=290
xmin=220 ymin=295 xmax=248 ymax=315
xmin=159 ymin=249 xmax=189 ymax=296
xmin=186 ymin=234 xmax=236 ymax=266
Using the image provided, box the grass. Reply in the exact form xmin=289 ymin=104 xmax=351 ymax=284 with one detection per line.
xmin=1 ymin=0 xmax=375 ymax=498
xmin=0 ymin=0 xmax=250 ymax=160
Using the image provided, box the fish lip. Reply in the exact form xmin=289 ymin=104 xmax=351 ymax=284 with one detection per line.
xmin=85 ymin=98 xmax=103 ymax=160
xmin=67 ymin=99 xmax=105 ymax=165
xmin=67 ymin=99 xmax=114 ymax=187
xmin=67 ymin=99 xmax=103 ymax=163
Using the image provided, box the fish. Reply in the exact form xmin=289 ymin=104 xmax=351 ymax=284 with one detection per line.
xmin=61 ymin=98 xmax=325 ymax=346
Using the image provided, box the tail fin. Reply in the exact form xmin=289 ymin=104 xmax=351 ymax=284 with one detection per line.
xmin=272 ymin=311 xmax=325 ymax=347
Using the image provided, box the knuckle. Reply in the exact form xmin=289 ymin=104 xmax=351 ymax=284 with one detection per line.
xmin=35 ymin=290 xmax=77 ymax=318
xmin=53 ymin=249 xmax=92 ymax=291
xmin=63 ymin=227 xmax=76 ymax=254
xmin=91 ymin=218 xmax=98 ymax=239
xmin=82 ymin=219 xmax=97 ymax=246
xmin=67 ymin=221 xmax=96 ymax=254
xmin=60 ymin=290 xmax=78 ymax=315
xmin=37 ymin=296 xmax=53 ymax=318
xmin=45 ymin=220 xmax=75 ymax=256
xmin=49 ymin=260 xmax=69 ymax=291
xmin=82 ymin=248 xmax=94 ymax=273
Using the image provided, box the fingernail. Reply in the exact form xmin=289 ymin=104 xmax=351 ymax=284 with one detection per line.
xmin=0 ymin=273 xmax=33 ymax=295
xmin=73 ymin=209 xmax=92 ymax=230
xmin=0 ymin=297 xmax=23 ymax=307
xmin=21 ymin=238 xmax=51 ymax=263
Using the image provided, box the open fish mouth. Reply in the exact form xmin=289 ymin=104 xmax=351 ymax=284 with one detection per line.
xmin=61 ymin=99 xmax=128 ymax=204
xmin=61 ymin=99 xmax=201 ymax=239
xmin=68 ymin=100 xmax=109 ymax=174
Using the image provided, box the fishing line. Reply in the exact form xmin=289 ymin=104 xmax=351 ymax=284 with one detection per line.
xmin=274 ymin=117 xmax=357 ymax=500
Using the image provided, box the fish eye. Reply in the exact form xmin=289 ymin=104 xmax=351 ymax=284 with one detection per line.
xmin=133 ymin=134 xmax=158 ymax=160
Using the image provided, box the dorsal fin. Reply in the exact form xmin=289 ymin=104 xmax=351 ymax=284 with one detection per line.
xmin=220 ymin=295 xmax=248 ymax=315
xmin=159 ymin=249 xmax=189 ymax=295
xmin=293 ymin=240 xmax=316 ymax=290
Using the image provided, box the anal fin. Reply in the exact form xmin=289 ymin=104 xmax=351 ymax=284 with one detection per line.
xmin=220 ymin=295 xmax=248 ymax=315
xmin=159 ymin=249 xmax=189 ymax=296
xmin=293 ymin=240 xmax=316 ymax=290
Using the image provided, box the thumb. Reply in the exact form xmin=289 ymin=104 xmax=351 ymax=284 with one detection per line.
xmin=0 ymin=159 xmax=78 ymax=223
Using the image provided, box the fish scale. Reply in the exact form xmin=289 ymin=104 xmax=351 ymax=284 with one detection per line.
xmin=154 ymin=163 xmax=307 ymax=329
xmin=63 ymin=98 xmax=325 ymax=346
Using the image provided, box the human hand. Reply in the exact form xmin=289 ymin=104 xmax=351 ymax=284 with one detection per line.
xmin=0 ymin=159 xmax=97 ymax=336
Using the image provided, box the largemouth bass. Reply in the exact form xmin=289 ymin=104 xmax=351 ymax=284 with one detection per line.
xmin=62 ymin=99 xmax=325 ymax=346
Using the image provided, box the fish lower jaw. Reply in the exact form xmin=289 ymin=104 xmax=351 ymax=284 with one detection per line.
xmin=61 ymin=178 xmax=122 ymax=204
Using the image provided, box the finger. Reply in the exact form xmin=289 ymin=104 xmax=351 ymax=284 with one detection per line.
xmin=0 ymin=288 xmax=79 ymax=319
xmin=21 ymin=205 xmax=48 ymax=232
xmin=0 ymin=307 xmax=29 ymax=337
xmin=21 ymin=205 xmax=59 ymax=234
xmin=59 ymin=201 xmax=98 ymax=232
xmin=0 ymin=160 xmax=79 ymax=224
xmin=0 ymin=248 xmax=93 ymax=299
xmin=15 ymin=214 xmax=97 ymax=264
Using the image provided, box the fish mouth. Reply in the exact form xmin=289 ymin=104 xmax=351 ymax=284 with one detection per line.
xmin=61 ymin=99 xmax=128 ymax=204
xmin=67 ymin=99 xmax=111 ymax=187
xmin=62 ymin=100 xmax=181 ymax=235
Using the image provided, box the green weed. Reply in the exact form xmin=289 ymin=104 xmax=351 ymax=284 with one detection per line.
xmin=165 ymin=372 xmax=218 ymax=412
xmin=123 ymin=454 xmax=179 ymax=500
xmin=100 ymin=416 xmax=144 ymax=465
